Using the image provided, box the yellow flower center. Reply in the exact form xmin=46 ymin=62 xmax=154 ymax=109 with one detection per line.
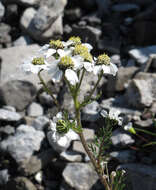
xmin=73 ymin=44 xmax=89 ymax=56
xmin=96 ymin=54 xmax=110 ymax=65
xmin=49 ymin=39 xmax=64 ymax=50
xmin=69 ymin=36 xmax=81 ymax=46
xmin=81 ymin=51 xmax=93 ymax=62
xmin=58 ymin=56 xmax=74 ymax=70
xmin=32 ymin=57 xmax=45 ymax=65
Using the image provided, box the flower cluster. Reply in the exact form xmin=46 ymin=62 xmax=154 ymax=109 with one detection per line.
xmin=21 ymin=37 xmax=118 ymax=86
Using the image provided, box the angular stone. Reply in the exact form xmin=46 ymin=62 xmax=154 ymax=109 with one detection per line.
xmin=0 ymin=80 xmax=37 ymax=111
xmin=6 ymin=177 xmax=37 ymax=190
xmin=0 ymin=108 xmax=22 ymax=122
xmin=20 ymin=7 xmax=63 ymax=42
xmin=128 ymin=46 xmax=156 ymax=64
xmin=62 ymin=163 xmax=99 ymax=190
xmin=0 ymin=169 xmax=9 ymax=185
xmin=0 ymin=44 xmax=51 ymax=88
xmin=32 ymin=115 xmax=49 ymax=131
xmin=0 ymin=23 xmax=11 ymax=45
xmin=82 ymin=101 xmax=100 ymax=122
xmin=39 ymin=92 xmax=54 ymax=107
xmin=134 ymin=119 xmax=153 ymax=128
xmin=72 ymin=24 xmax=102 ymax=47
xmin=2 ymin=0 xmax=39 ymax=7
xmin=125 ymin=72 xmax=156 ymax=109
xmin=60 ymin=151 xmax=82 ymax=162
xmin=19 ymin=149 xmax=56 ymax=176
xmin=112 ymin=3 xmax=140 ymax=13
xmin=116 ymin=66 xmax=139 ymax=91
xmin=110 ymin=150 xmax=136 ymax=163
xmin=0 ymin=2 xmax=5 ymax=21
xmin=0 ymin=125 xmax=45 ymax=163
xmin=111 ymin=129 xmax=135 ymax=147
xmin=72 ymin=141 xmax=86 ymax=155
xmin=13 ymin=35 xmax=33 ymax=46
xmin=27 ymin=102 xmax=43 ymax=117
xmin=118 ymin=164 xmax=156 ymax=190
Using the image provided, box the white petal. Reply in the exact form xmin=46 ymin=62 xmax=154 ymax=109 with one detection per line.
xmin=83 ymin=62 xmax=93 ymax=72
xmin=110 ymin=63 xmax=118 ymax=76
xmin=102 ymin=65 xmax=111 ymax=74
xmin=93 ymin=65 xmax=102 ymax=75
xmin=57 ymin=49 xmax=72 ymax=57
xmin=44 ymin=49 xmax=56 ymax=58
xmin=72 ymin=56 xmax=83 ymax=70
xmin=52 ymin=69 xmax=63 ymax=83
xmin=62 ymin=40 xmax=73 ymax=47
xmin=65 ymin=69 xmax=79 ymax=86
xmin=39 ymin=44 xmax=50 ymax=52
xmin=83 ymin=43 xmax=93 ymax=51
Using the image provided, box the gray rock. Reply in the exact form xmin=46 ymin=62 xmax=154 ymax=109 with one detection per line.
xmin=125 ymin=72 xmax=156 ymax=109
xmin=96 ymin=0 xmax=110 ymax=17
xmin=72 ymin=141 xmax=86 ymax=155
xmin=0 ymin=125 xmax=15 ymax=135
xmin=0 ymin=108 xmax=22 ymax=122
xmin=100 ymin=97 xmax=142 ymax=118
xmin=0 ymin=80 xmax=37 ymax=111
xmin=6 ymin=177 xmax=37 ymax=190
xmin=27 ymin=102 xmax=43 ymax=117
xmin=62 ymin=163 xmax=99 ymax=190
xmin=3 ymin=105 xmax=16 ymax=112
xmin=110 ymin=150 xmax=136 ymax=163
xmin=0 ymin=44 xmax=51 ymax=88
xmin=134 ymin=119 xmax=153 ymax=128
xmin=20 ymin=6 xmax=63 ymax=42
xmin=116 ymin=66 xmax=139 ymax=91
xmin=72 ymin=24 xmax=102 ymax=47
xmin=98 ymin=38 xmax=120 ymax=54
xmin=39 ymin=91 xmax=54 ymax=107
xmin=0 ymin=125 xmax=45 ymax=163
xmin=32 ymin=115 xmax=49 ymax=131
xmin=82 ymin=101 xmax=100 ymax=122
xmin=19 ymin=149 xmax=56 ymax=175
xmin=60 ymin=151 xmax=82 ymax=162
xmin=118 ymin=164 xmax=156 ymax=190
xmin=13 ymin=35 xmax=33 ymax=46
xmin=112 ymin=3 xmax=140 ymax=12
xmin=2 ymin=0 xmax=40 ymax=7
xmin=0 ymin=2 xmax=5 ymax=21
xmin=111 ymin=129 xmax=135 ymax=147
xmin=0 ymin=23 xmax=11 ymax=45
xmin=129 ymin=46 xmax=156 ymax=64
xmin=0 ymin=169 xmax=9 ymax=185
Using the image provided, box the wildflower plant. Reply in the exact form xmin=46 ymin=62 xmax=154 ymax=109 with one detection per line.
xmin=21 ymin=37 xmax=125 ymax=190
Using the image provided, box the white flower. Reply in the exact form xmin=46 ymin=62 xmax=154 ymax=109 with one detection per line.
xmin=47 ymin=112 xmax=79 ymax=153
xmin=101 ymin=108 xmax=123 ymax=126
xmin=21 ymin=56 xmax=49 ymax=74
xmin=124 ymin=122 xmax=136 ymax=134
xmin=48 ymin=56 xmax=81 ymax=85
xmin=93 ymin=62 xmax=118 ymax=76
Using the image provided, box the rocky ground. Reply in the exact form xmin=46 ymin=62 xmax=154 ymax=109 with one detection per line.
xmin=0 ymin=0 xmax=156 ymax=190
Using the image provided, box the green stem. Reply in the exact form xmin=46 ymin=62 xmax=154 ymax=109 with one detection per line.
xmin=38 ymin=70 xmax=61 ymax=110
xmin=76 ymin=69 xmax=85 ymax=92
xmin=75 ymin=107 xmax=110 ymax=190
xmin=80 ymin=72 xmax=103 ymax=108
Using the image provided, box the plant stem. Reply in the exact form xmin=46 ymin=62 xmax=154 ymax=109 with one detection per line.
xmin=75 ymin=107 xmax=110 ymax=190
xmin=38 ymin=70 xmax=61 ymax=110
xmin=76 ymin=69 xmax=85 ymax=92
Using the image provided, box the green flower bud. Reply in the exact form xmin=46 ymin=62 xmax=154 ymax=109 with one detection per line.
xmin=49 ymin=39 xmax=64 ymax=50
xmin=73 ymin=44 xmax=89 ymax=56
xmin=56 ymin=119 xmax=69 ymax=134
xmin=32 ymin=57 xmax=45 ymax=65
xmin=96 ymin=54 xmax=110 ymax=65
xmin=69 ymin=36 xmax=81 ymax=46
xmin=58 ymin=56 xmax=74 ymax=70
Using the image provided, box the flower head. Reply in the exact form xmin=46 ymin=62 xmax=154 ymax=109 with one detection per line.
xmin=21 ymin=56 xmax=49 ymax=74
xmin=93 ymin=53 xmax=118 ymax=76
xmin=49 ymin=39 xmax=64 ymax=50
xmin=58 ymin=56 xmax=74 ymax=70
xmin=68 ymin=36 xmax=81 ymax=46
xmin=73 ymin=44 xmax=89 ymax=56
